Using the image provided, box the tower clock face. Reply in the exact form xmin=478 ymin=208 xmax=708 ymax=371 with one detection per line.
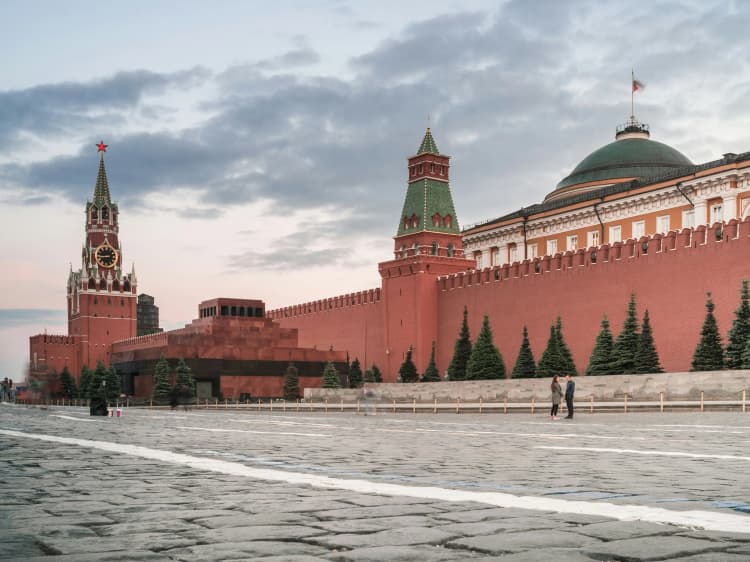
xmin=95 ymin=244 xmax=117 ymax=268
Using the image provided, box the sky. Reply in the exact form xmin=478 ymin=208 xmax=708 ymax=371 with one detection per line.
xmin=2 ymin=0 xmax=750 ymax=379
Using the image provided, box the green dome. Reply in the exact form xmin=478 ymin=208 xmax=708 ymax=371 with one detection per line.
xmin=550 ymin=134 xmax=693 ymax=199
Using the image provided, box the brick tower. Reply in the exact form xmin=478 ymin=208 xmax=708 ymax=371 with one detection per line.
xmin=67 ymin=141 xmax=137 ymax=370
xmin=378 ymin=128 xmax=474 ymax=377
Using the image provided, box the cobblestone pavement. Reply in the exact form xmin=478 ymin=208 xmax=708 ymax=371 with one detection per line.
xmin=1 ymin=403 xmax=750 ymax=561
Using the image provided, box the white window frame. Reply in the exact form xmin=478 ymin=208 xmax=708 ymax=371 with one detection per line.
xmin=609 ymin=225 xmax=622 ymax=244
xmin=632 ymin=220 xmax=645 ymax=239
xmin=711 ymin=204 xmax=723 ymax=225
xmin=566 ymin=234 xmax=578 ymax=251
xmin=473 ymin=251 xmax=483 ymax=270
xmin=682 ymin=210 xmax=695 ymax=229
xmin=527 ymin=243 xmax=538 ymax=259
xmin=587 ymin=230 xmax=600 ymax=248
xmin=490 ymin=247 xmax=500 ymax=266
xmin=546 ymin=239 xmax=558 ymax=256
xmin=508 ymin=244 xmax=518 ymax=264
xmin=657 ymin=215 xmax=670 ymax=233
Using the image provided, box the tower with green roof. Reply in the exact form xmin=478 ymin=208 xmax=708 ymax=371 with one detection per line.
xmin=378 ymin=128 xmax=474 ymax=377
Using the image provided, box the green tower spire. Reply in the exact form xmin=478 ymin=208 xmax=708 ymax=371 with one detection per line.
xmin=93 ymin=140 xmax=111 ymax=207
xmin=417 ymin=127 xmax=440 ymax=155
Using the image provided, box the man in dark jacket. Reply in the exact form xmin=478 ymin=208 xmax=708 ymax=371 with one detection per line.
xmin=564 ymin=374 xmax=575 ymax=419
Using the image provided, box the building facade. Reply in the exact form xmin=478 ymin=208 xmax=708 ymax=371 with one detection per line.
xmin=136 ymin=293 xmax=161 ymax=336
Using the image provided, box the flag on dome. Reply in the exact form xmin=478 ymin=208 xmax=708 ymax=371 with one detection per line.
xmin=632 ymin=78 xmax=645 ymax=92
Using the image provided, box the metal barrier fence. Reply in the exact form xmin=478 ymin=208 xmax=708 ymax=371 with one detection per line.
xmin=19 ymin=390 xmax=748 ymax=414
xmin=15 ymin=390 xmax=749 ymax=414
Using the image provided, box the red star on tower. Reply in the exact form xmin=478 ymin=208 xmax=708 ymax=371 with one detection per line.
xmin=96 ymin=141 xmax=108 ymax=153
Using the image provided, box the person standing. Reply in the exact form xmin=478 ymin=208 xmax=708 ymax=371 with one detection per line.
xmin=564 ymin=374 xmax=575 ymax=419
xmin=550 ymin=375 xmax=563 ymax=420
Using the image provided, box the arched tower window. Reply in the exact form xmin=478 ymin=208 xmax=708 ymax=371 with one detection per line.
xmin=400 ymin=245 xmax=406 ymax=258
xmin=410 ymin=214 xmax=419 ymax=228
xmin=412 ymin=242 xmax=419 ymax=256
xmin=88 ymin=278 xmax=95 ymax=290
xmin=91 ymin=208 xmax=98 ymax=221
xmin=102 ymin=206 xmax=109 ymax=221
xmin=99 ymin=279 xmax=107 ymax=291
xmin=404 ymin=216 xmax=410 ymax=230
xmin=443 ymin=215 xmax=452 ymax=228
xmin=112 ymin=279 xmax=120 ymax=292
xmin=447 ymin=243 xmax=455 ymax=257
xmin=431 ymin=241 xmax=438 ymax=255
xmin=432 ymin=213 xmax=441 ymax=227
xmin=123 ymin=280 xmax=131 ymax=292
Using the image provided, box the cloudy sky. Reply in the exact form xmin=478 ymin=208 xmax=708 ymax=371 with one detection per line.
xmin=2 ymin=0 xmax=749 ymax=379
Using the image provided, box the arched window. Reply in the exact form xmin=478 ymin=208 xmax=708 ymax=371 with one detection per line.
xmin=91 ymin=208 xmax=98 ymax=221
xmin=404 ymin=216 xmax=410 ymax=230
xmin=431 ymin=242 xmax=438 ymax=255
xmin=443 ymin=215 xmax=452 ymax=228
xmin=88 ymin=278 xmax=95 ymax=290
xmin=112 ymin=279 xmax=120 ymax=291
xmin=400 ymin=245 xmax=407 ymax=258
xmin=412 ymin=242 xmax=419 ymax=256
xmin=410 ymin=214 xmax=419 ymax=228
xmin=432 ymin=213 xmax=441 ymax=227
xmin=447 ymin=243 xmax=454 ymax=257
xmin=102 ymin=206 xmax=109 ymax=220
xmin=430 ymin=163 xmax=435 ymax=173
xmin=99 ymin=279 xmax=106 ymax=291
xmin=123 ymin=280 xmax=131 ymax=292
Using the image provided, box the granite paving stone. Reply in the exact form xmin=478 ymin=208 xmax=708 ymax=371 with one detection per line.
xmin=572 ymin=519 xmax=679 ymax=540
xmin=584 ymin=535 xmax=726 ymax=561
xmin=163 ymin=540 xmax=331 ymax=561
xmin=449 ymin=529 xmax=602 ymax=554
xmin=313 ymin=525 xmax=459 ymax=549
xmin=327 ymin=544 xmax=481 ymax=561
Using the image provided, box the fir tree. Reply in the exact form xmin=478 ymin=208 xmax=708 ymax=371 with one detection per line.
xmin=611 ymin=294 xmax=640 ymax=374
xmin=691 ymin=293 xmax=725 ymax=371
xmin=105 ymin=366 xmax=121 ymax=402
xmin=511 ymin=326 xmax=536 ymax=378
xmin=88 ymin=361 xmax=108 ymax=401
xmin=421 ymin=342 xmax=441 ymax=382
xmin=447 ymin=306 xmax=472 ymax=381
xmin=726 ymin=280 xmax=750 ymax=369
xmin=60 ymin=366 xmax=77 ymax=399
xmin=536 ymin=325 xmax=562 ymax=377
xmin=634 ymin=309 xmax=663 ymax=373
xmin=282 ymin=363 xmax=300 ymax=400
xmin=173 ymin=358 xmax=195 ymax=404
xmin=79 ymin=366 xmax=92 ymax=399
xmin=586 ymin=316 xmax=615 ymax=375
xmin=466 ymin=315 xmax=506 ymax=379
xmin=363 ymin=369 xmax=375 ymax=383
xmin=399 ymin=347 xmax=419 ymax=383
xmin=371 ymin=364 xmax=383 ymax=383
xmin=321 ymin=361 xmax=341 ymax=388
xmin=152 ymin=354 xmax=172 ymax=403
xmin=741 ymin=335 xmax=750 ymax=369
xmin=349 ymin=358 xmax=363 ymax=388
xmin=555 ymin=317 xmax=577 ymax=375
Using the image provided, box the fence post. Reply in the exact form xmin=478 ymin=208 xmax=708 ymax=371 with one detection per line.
xmin=531 ymin=397 xmax=535 ymax=416
xmin=325 ymin=399 xmax=328 ymax=413
xmin=624 ymin=393 xmax=628 ymax=414
xmin=434 ymin=398 xmax=437 ymax=414
xmin=700 ymin=391 xmax=704 ymax=412
xmin=341 ymin=398 xmax=344 ymax=412
xmin=270 ymin=400 xmax=273 ymax=413
xmin=479 ymin=397 xmax=483 ymax=414
xmin=413 ymin=398 xmax=416 ymax=414
xmin=456 ymin=397 xmax=461 ymax=414
xmin=504 ymin=397 xmax=507 ymax=415
xmin=357 ymin=399 xmax=360 ymax=414
xmin=283 ymin=400 xmax=286 ymax=413
xmin=392 ymin=399 xmax=396 ymax=414
xmin=660 ymin=391 xmax=664 ymax=413
xmin=225 ymin=399 xmax=228 ymax=409
xmin=590 ymin=395 xmax=593 ymax=414
xmin=743 ymin=390 xmax=747 ymax=413
xmin=150 ymin=399 xmax=153 ymax=409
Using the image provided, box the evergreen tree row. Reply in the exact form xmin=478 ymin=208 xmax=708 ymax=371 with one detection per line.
xmin=151 ymin=355 xmax=196 ymax=404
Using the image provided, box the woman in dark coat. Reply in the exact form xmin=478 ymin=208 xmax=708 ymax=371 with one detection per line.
xmin=550 ymin=375 xmax=563 ymax=420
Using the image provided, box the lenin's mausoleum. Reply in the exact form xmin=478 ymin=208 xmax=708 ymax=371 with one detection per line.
xmin=29 ymin=111 xmax=750 ymax=399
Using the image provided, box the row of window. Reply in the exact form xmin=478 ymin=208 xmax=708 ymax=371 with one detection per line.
xmin=409 ymin=163 xmax=447 ymax=177
xmin=87 ymin=279 xmax=131 ymax=291
xmin=403 ymin=213 xmax=453 ymax=230
xmin=201 ymin=305 xmax=265 ymax=318
xmin=400 ymin=242 xmax=456 ymax=258
xmin=472 ymin=208 xmax=710 ymax=268
xmin=90 ymin=207 xmax=115 ymax=222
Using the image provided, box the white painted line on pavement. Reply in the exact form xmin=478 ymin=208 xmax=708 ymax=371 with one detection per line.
xmin=50 ymin=415 xmax=100 ymax=423
xmin=1 ymin=428 xmax=749 ymax=534
xmin=536 ymin=445 xmax=750 ymax=462
xmin=176 ymin=426 xmax=331 ymax=438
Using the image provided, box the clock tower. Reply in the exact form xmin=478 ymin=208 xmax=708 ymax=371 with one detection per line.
xmin=67 ymin=141 xmax=137 ymax=370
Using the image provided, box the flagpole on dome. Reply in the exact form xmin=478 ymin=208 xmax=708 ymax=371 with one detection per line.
xmin=631 ymin=69 xmax=635 ymax=118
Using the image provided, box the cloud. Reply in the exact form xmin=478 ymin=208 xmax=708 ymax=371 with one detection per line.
xmin=3 ymin=1 xmax=750 ymax=269
xmin=0 ymin=309 xmax=66 ymax=328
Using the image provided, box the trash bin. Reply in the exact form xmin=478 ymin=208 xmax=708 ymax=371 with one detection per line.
xmin=89 ymin=398 xmax=108 ymax=416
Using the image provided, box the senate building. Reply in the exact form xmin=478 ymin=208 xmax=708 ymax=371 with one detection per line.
xmin=29 ymin=109 xmax=750 ymax=398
